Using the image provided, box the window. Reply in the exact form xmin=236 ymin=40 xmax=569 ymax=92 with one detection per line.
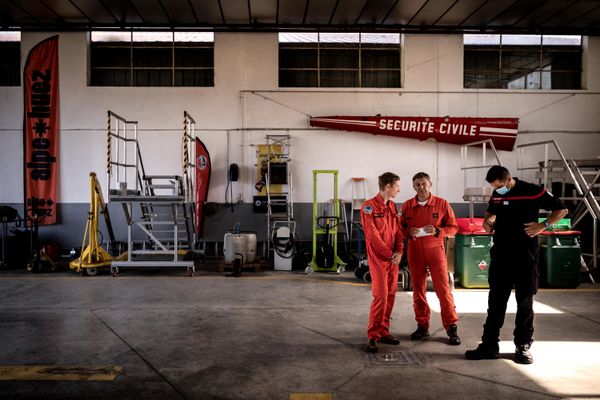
xmin=0 ymin=32 xmax=21 ymax=86
xmin=90 ymin=31 xmax=214 ymax=87
xmin=279 ymin=32 xmax=401 ymax=88
xmin=464 ymin=34 xmax=582 ymax=90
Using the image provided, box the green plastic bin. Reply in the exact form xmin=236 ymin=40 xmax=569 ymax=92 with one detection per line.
xmin=454 ymin=234 xmax=492 ymax=289
xmin=538 ymin=218 xmax=571 ymax=231
xmin=539 ymin=231 xmax=581 ymax=288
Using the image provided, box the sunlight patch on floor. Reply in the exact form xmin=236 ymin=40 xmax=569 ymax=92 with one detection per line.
xmin=402 ymin=291 xmax=564 ymax=314
xmin=501 ymin=340 xmax=600 ymax=398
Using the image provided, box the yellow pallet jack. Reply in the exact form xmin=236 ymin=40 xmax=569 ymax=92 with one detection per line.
xmin=70 ymin=172 xmax=125 ymax=276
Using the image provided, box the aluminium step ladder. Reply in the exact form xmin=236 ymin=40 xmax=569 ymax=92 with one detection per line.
xmin=106 ymin=111 xmax=198 ymax=276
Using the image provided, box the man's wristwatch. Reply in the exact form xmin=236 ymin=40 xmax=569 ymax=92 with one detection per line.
xmin=543 ymin=219 xmax=551 ymax=229
xmin=434 ymin=227 xmax=440 ymax=237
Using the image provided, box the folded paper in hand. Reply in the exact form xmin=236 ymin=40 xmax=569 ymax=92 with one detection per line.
xmin=415 ymin=227 xmax=433 ymax=238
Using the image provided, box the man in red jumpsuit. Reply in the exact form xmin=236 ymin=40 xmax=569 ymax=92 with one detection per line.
xmin=361 ymin=172 xmax=404 ymax=353
xmin=400 ymin=172 xmax=460 ymax=345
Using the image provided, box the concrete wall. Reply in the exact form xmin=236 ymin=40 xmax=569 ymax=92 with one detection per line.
xmin=1 ymin=32 xmax=599 ymax=248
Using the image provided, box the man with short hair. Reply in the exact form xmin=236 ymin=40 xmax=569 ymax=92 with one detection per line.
xmin=400 ymin=172 xmax=460 ymax=345
xmin=361 ymin=172 xmax=404 ymax=353
xmin=465 ymin=165 xmax=568 ymax=364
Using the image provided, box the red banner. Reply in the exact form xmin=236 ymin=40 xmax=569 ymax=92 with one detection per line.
xmin=23 ymin=36 xmax=59 ymax=225
xmin=310 ymin=116 xmax=518 ymax=151
xmin=195 ymin=138 xmax=211 ymax=238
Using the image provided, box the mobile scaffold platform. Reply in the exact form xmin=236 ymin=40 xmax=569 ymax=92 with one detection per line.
xmin=106 ymin=111 xmax=200 ymax=276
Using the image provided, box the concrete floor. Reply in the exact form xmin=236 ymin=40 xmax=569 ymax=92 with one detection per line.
xmin=0 ymin=268 xmax=599 ymax=400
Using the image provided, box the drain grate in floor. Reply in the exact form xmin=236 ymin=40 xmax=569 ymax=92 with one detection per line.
xmin=363 ymin=350 xmax=422 ymax=366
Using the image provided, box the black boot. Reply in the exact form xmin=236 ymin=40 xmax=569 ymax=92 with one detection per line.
xmin=465 ymin=343 xmax=499 ymax=360
xmin=380 ymin=334 xmax=400 ymax=345
xmin=410 ymin=325 xmax=430 ymax=341
xmin=447 ymin=324 xmax=461 ymax=346
xmin=515 ymin=344 xmax=533 ymax=364
xmin=366 ymin=338 xmax=378 ymax=353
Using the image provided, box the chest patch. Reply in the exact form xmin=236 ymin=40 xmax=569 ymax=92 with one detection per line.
xmin=503 ymin=201 xmax=509 ymax=205
xmin=433 ymin=213 xmax=439 ymax=218
xmin=373 ymin=212 xmax=385 ymax=218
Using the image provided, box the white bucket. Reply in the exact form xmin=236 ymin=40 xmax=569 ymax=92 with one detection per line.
xmin=223 ymin=233 xmax=246 ymax=264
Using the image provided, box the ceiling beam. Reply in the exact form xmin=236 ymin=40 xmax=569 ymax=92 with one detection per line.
xmin=559 ymin=2 xmax=600 ymax=28
xmin=406 ymin=0 xmax=430 ymax=26
xmin=484 ymin=0 xmax=522 ymax=27
xmin=302 ymin=0 xmax=310 ymax=25
xmin=40 ymin=0 xmax=65 ymax=24
xmin=126 ymin=0 xmax=145 ymax=23
xmin=96 ymin=0 xmax=119 ymax=24
xmin=354 ymin=0 xmax=372 ymax=25
xmin=68 ymin=0 xmax=95 ymax=24
xmin=186 ymin=0 xmax=199 ymax=24
xmin=157 ymin=0 xmax=173 ymax=27
xmin=9 ymin=21 xmax=598 ymax=35
xmin=458 ymin=0 xmax=491 ymax=26
xmin=217 ymin=0 xmax=226 ymax=25
xmin=537 ymin=0 xmax=580 ymax=27
xmin=329 ymin=0 xmax=340 ymax=25
xmin=512 ymin=1 xmax=547 ymax=27
xmin=8 ymin=0 xmax=40 ymax=23
xmin=432 ymin=0 xmax=460 ymax=26
xmin=381 ymin=0 xmax=400 ymax=25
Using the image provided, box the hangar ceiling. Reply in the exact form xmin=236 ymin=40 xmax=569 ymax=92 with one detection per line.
xmin=1 ymin=0 xmax=599 ymax=35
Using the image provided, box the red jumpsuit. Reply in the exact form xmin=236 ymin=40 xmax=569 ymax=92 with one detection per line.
xmin=361 ymin=193 xmax=404 ymax=340
xmin=400 ymin=194 xmax=458 ymax=331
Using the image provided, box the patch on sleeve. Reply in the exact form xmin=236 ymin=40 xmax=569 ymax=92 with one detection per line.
xmin=364 ymin=205 xmax=373 ymax=214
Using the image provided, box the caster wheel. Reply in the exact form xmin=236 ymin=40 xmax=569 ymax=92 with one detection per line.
xmin=305 ymin=266 xmax=314 ymax=274
xmin=362 ymin=270 xmax=371 ymax=283
xmin=111 ymin=267 xmax=119 ymax=277
xmin=399 ymin=269 xmax=409 ymax=291
xmin=188 ymin=268 xmax=194 ymax=277
xmin=336 ymin=266 xmax=345 ymax=274
xmin=85 ymin=268 xmax=98 ymax=276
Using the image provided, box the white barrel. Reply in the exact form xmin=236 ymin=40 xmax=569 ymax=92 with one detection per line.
xmin=244 ymin=232 xmax=257 ymax=263
xmin=224 ymin=233 xmax=246 ymax=264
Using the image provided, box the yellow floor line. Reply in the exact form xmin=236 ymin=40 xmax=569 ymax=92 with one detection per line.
xmin=0 ymin=365 xmax=123 ymax=381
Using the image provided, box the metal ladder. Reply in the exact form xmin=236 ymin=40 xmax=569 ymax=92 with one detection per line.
xmin=106 ymin=111 xmax=197 ymax=276
xmin=517 ymin=140 xmax=599 ymax=275
xmin=460 ymin=139 xmax=502 ymax=218
xmin=349 ymin=177 xmax=367 ymax=243
xmin=264 ymin=134 xmax=294 ymax=257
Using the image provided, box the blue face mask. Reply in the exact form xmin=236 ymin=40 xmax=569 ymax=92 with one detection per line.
xmin=495 ymin=186 xmax=510 ymax=195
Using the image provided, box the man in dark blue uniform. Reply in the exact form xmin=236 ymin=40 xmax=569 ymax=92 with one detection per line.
xmin=465 ymin=166 xmax=568 ymax=364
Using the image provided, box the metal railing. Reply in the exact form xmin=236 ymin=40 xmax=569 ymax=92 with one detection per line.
xmin=460 ymin=139 xmax=502 ymax=217
xmin=182 ymin=111 xmax=197 ymax=205
xmin=106 ymin=111 xmax=148 ymax=200
xmin=517 ymin=140 xmax=599 ymax=272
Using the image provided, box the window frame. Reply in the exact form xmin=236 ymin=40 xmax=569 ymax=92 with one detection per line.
xmin=89 ymin=31 xmax=214 ymax=87
xmin=278 ymin=33 xmax=402 ymax=88
xmin=0 ymin=32 xmax=21 ymax=87
xmin=463 ymin=34 xmax=582 ymax=90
